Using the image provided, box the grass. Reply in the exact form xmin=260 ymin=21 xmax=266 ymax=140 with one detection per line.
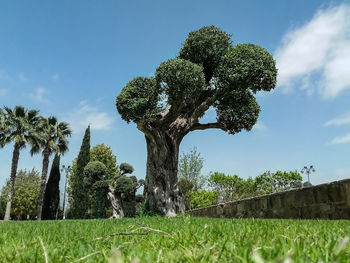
xmin=0 ymin=216 xmax=349 ymax=262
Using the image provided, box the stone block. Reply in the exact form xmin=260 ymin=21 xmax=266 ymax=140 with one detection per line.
xmin=284 ymin=191 xmax=295 ymax=207
xmin=223 ymin=203 xmax=235 ymax=217
xmin=217 ymin=204 xmax=224 ymax=218
xmin=328 ymin=184 xmax=344 ymax=202
xmin=303 ymin=189 xmax=315 ymax=205
xmin=313 ymin=185 xmax=329 ymax=203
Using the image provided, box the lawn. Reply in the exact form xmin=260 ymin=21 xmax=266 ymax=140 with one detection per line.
xmin=0 ymin=216 xmax=349 ymax=262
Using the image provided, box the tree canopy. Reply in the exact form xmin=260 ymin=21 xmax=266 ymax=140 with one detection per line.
xmin=0 ymin=169 xmax=40 ymax=219
xmin=116 ymin=26 xmax=277 ymax=135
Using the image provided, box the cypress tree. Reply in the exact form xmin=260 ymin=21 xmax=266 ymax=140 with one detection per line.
xmin=42 ymin=154 xmax=61 ymax=220
xmin=70 ymin=126 xmax=90 ymax=218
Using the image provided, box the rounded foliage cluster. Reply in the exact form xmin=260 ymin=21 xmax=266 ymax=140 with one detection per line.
xmin=155 ymin=59 xmax=205 ymax=104
xmin=114 ymin=176 xmax=135 ymax=194
xmin=215 ymin=90 xmax=260 ymax=134
xmin=83 ymin=161 xmax=107 ymax=187
xmin=92 ymin=180 xmax=110 ymax=190
xmin=216 ymin=44 xmax=277 ymax=93
xmin=120 ymin=162 xmax=134 ymax=175
xmin=90 ymin=144 xmax=118 ymax=179
xmin=179 ymin=25 xmax=232 ymax=83
xmin=116 ymin=77 xmax=159 ymax=123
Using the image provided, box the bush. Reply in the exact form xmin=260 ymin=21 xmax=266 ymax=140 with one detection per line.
xmin=115 ymin=176 xmax=134 ymax=194
xmin=190 ymin=190 xmax=218 ymax=209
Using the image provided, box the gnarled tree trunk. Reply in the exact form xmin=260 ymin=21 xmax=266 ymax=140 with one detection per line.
xmin=107 ymin=185 xmax=124 ymax=218
xmin=144 ymin=129 xmax=185 ymax=217
xmin=4 ymin=143 xmax=21 ymax=221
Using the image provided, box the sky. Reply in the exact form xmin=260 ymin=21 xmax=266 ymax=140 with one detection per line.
xmin=1 ymin=0 xmax=350 ymax=193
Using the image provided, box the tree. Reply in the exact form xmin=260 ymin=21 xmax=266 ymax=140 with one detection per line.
xmin=34 ymin=116 xmax=72 ymax=220
xmin=0 ymin=169 xmax=40 ymax=220
xmin=116 ymin=26 xmax=277 ymax=216
xmin=83 ymin=161 xmax=137 ymax=218
xmin=255 ymin=170 xmax=302 ymax=194
xmin=120 ymin=163 xmax=134 ymax=175
xmin=178 ymin=147 xmax=205 ymax=191
xmin=83 ymin=161 xmax=109 ymax=218
xmin=90 ymin=144 xmax=119 ymax=180
xmin=0 ymin=106 xmax=41 ymax=220
xmin=90 ymin=144 xmax=119 ymax=217
xmin=42 ymin=154 xmax=61 ymax=220
xmin=178 ymin=147 xmax=205 ymax=209
xmin=70 ymin=126 xmax=90 ymax=218
xmin=209 ymin=172 xmax=242 ymax=202
xmin=190 ymin=190 xmax=217 ymax=209
xmin=209 ymin=172 xmax=258 ymax=202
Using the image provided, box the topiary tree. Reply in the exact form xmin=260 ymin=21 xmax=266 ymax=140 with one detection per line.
xmin=83 ymin=161 xmax=138 ymax=219
xmin=90 ymin=144 xmax=119 ymax=180
xmin=83 ymin=161 xmax=108 ymax=218
xmin=116 ymin=26 xmax=277 ymax=216
xmin=119 ymin=162 xmax=134 ymax=175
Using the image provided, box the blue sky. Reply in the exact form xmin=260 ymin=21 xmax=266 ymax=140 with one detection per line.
xmin=1 ymin=0 xmax=350 ymax=191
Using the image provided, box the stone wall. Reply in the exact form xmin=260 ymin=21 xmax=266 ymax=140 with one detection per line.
xmin=189 ymin=179 xmax=350 ymax=219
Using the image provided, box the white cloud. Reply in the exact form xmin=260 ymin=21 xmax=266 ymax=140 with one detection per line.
xmin=67 ymin=100 xmax=115 ymax=133
xmin=275 ymin=4 xmax=350 ymax=98
xmin=325 ymin=111 xmax=350 ymax=126
xmin=0 ymin=89 xmax=8 ymax=96
xmin=253 ymin=121 xmax=268 ymax=131
xmin=27 ymin=87 xmax=50 ymax=104
xmin=52 ymin=73 xmax=60 ymax=81
xmin=329 ymin=133 xmax=350 ymax=144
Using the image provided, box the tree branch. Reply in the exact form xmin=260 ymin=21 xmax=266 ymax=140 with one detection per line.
xmin=189 ymin=122 xmax=226 ymax=132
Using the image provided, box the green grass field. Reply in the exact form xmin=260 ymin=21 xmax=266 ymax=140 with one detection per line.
xmin=0 ymin=216 xmax=349 ymax=263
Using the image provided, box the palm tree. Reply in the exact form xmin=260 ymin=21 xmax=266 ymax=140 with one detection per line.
xmin=0 ymin=106 xmax=41 ymax=221
xmin=34 ymin=116 xmax=72 ymax=220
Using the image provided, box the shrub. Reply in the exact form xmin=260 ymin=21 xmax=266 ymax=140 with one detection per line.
xmin=190 ymin=190 xmax=218 ymax=209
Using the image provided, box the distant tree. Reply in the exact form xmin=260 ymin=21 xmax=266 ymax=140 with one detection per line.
xmin=42 ymin=154 xmax=61 ymax=220
xmin=112 ymin=176 xmax=135 ymax=218
xmin=83 ymin=161 xmax=109 ymax=218
xmin=178 ymin=178 xmax=194 ymax=210
xmin=208 ymin=172 xmax=258 ymax=202
xmin=122 ymin=175 xmax=144 ymax=217
xmin=34 ymin=116 xmax=72 ymax=220
xmin=178 ymin=147 xmax=206 ymax=191
xmin=209 ymin=172 xmax=242 ymax=202
xmin=90 ymin=144 xmax=119 ymax=217
xmin=120 ymin=163 xmax=134 ymax=175
xmin=190 ymin=190 xmax=218 ymax=209
xmin=178 ymin=147 xmax=206 ymax=210
xmin=83 ymin=161 xmax=140 ymax=218
xmin=90 ymin=144 xmax=119 ymax=180
xmin=255 ymin=170 xmax=302 ymax=194
xmin=0 ymin=106 xmax=41 ymax=220
xmin=0 ymin=169 xmax=40 ymax=220
xmin=70 ymin=126 xmax=90 ymax=218
xmin=116 ymin=26 xmax=277 ymax=216
xmin=236 ymin=177 xmax=257 ymax=199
